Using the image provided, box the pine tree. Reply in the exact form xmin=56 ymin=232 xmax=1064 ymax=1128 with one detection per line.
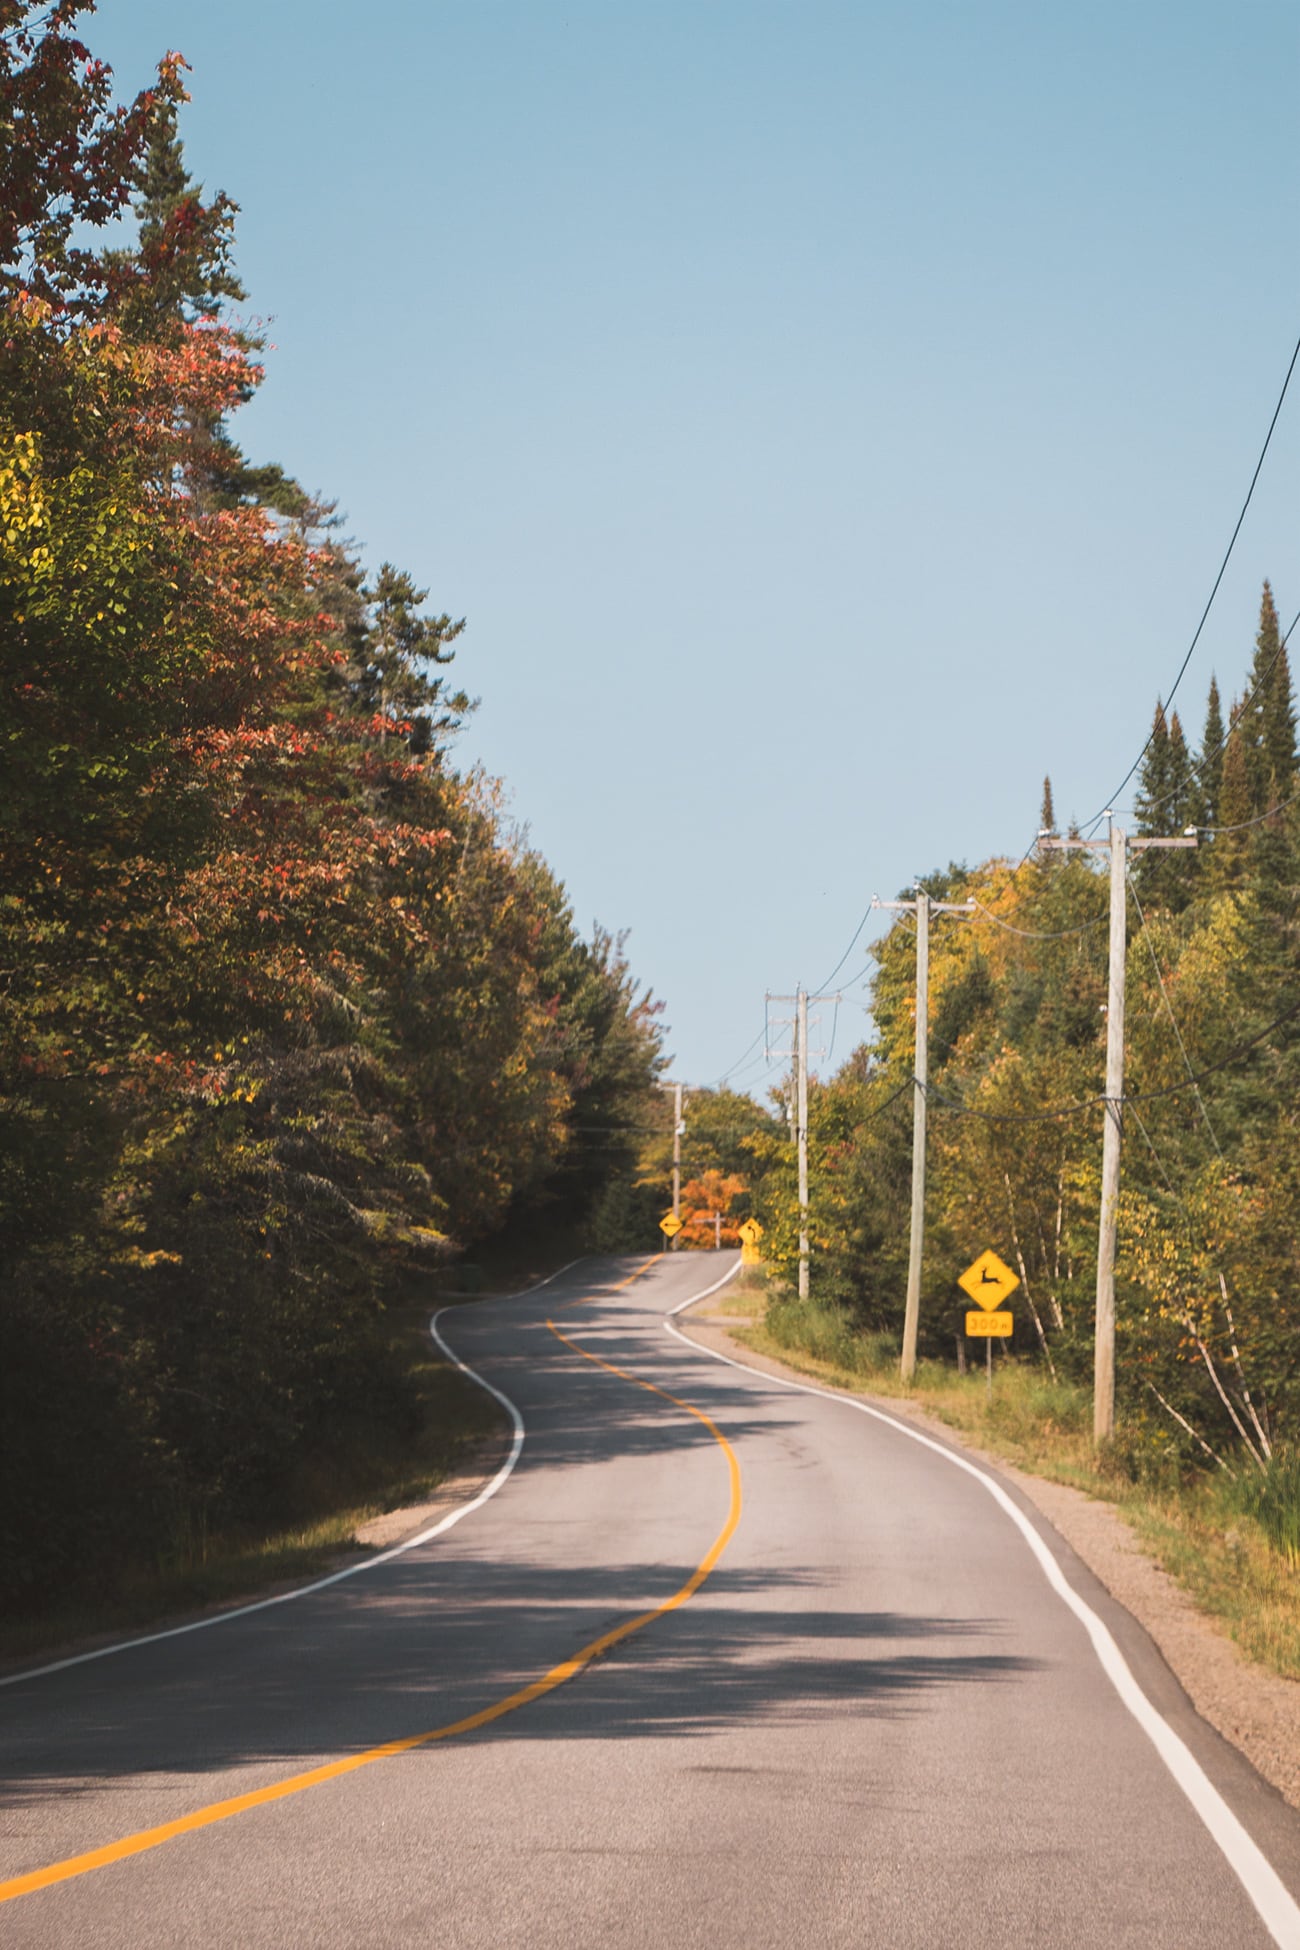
xmin=104 ymin=98 xmax=248 ymax=340
xmin=1191 ymin=675 xmax=1225 ymax=830
xmin=1133 ymin=702 xmax=1173 ymax=835
xmin=100 ymin=99 xmax=302 ymax=515
xmin=1258 ymin=584 xmax=1296 ymax=804
xmin=1236 ymin=582 xmax=1294 ymax=817
xmin=346 ymin=565 xmax=468 ymax=752
xmin=1135 ymin=704 xmax=1193 ymax=907
xmin=1209 ymin=712 xmax=1251 ymax=889
xmin=1167 ymin=713 xmax=1192 ymax=818
xmin=1039 ymin=776 xmax=1056 ymax=834
xmin=1230 ymin=585 xmax=1298 ymax=905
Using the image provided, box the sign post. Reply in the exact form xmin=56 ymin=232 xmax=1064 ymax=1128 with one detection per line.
xmin=958 ymin=1249 xmax=1020 ymax=1401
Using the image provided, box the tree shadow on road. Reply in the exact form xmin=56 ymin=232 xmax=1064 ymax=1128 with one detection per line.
xmin=0 ymin=1553 xmax=1042 ymax=1806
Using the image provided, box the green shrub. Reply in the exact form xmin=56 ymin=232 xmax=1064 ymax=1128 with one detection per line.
xmin=1232 ymin=1450 xmax=1300 ymax=1569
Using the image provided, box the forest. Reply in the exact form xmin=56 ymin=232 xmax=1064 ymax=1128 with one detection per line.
xmin=734 ymin=581 xmax=1300 ymax=1494
xmin=0 ymin=5 xmax=664 ymax=1609
xmin=3 ymin=5 xmax=1294 ymax=1626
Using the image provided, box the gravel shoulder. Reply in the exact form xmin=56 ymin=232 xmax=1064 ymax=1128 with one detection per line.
xmin=679 ymin=1308 xmax=1300 ymax=1813
xmin=352 ymin=1427 xmax=512 ymax=1550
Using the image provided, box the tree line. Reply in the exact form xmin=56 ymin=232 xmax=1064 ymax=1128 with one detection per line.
xmin=721 ymin=584 xmax=1298 ymax=1476
xmin=0 ymin=5 xmax=663 ymax=1607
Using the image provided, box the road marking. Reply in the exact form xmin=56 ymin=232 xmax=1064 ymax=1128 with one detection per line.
xmin=665 ymin=1309 xmax=1300 ymax=1950
xmin=0 ymin=1260 xmax=593 ymax=1693
xmin=0 ymin=1260 xmax=740 ymax=1910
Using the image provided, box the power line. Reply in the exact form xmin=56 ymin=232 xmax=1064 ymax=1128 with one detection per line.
xmin=927 ymin=1078 xmax=1104 ymax=1123
xmin=1133 ymin=606 xmax=1299 ymax=828
xmin=1126 ymin=1098 xmax=1183 ymax=1201
xmin=968 ymin=896 xmax=1107 ymax=942
xmin=1126 ymin=994 xmax=1300 ymax=1104
xmin=1126 ymin=874 xmax=1223 ymax=1157
xmin=711 ymin=1020 xmax=767 ymax=1088
xmin=815 ymin=903 xmax=873 ymax=993
xmin=1195 ymin=780 xmax=1300 ymax=837
xmin=824 ymin=994 xmax=842 ymax=1066
xmin=1082 ymin=328 xmax=1300 ymax=830
xmin=774 ymin=345 xmax=1298 ymax=1015
xmin=926 ymin=990 xmax=1300 ymax=1124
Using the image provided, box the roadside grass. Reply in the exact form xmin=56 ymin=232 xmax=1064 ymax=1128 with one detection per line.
xmin=698 ymin=1265 xmax=767 ymax=1317
xmin=733 ymin=1285 xmax=1300 ymax=1682
xmin=0 ymin=1297 xmax=502 ymax=1671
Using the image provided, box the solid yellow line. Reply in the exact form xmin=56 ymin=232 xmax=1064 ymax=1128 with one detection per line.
xmin=0 ymin=1267 xmax=738 ymax=1909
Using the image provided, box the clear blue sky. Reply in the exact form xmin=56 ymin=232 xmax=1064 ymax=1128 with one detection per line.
xmin=96 ymin=1 xmax=1298 ymax=1091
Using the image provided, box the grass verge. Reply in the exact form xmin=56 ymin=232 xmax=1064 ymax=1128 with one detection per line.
xmin=0 ymin=1297 xmax=502 ymax=1670
xmin=733 ymin=1286 xmax=1300 ymax=1682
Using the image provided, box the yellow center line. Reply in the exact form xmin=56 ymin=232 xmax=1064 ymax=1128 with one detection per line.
xmin=0 ymin=1255 xmax=739 ymax=1909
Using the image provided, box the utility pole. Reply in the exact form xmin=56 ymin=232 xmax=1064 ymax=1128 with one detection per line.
xmin=796 ymin=988 xmax=810 ymax=1298
xmin=872 ymin=887 xmax=975 ymax=1381
xmin=672 ymin=1079 xmax=683 ymax=1239
xmin=655 ymin=1079 xmax=688 ymax=1248
xmin=767 ymin=988 xmax=839 ymax=1299
xmin=1040 ymin=814 xmax=1196 ymax=1442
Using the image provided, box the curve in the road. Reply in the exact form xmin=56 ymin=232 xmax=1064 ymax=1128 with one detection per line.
xmin=0 ymin=1258 xmax=743 ymax=1911
xmin=665 ymin=1304 xmax=1300 ymax=1950
xmin=0 ymin=1259 xmax=589 ymax=1694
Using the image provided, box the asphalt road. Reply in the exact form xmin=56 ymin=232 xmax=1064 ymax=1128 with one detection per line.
xmin=3 ymin=1251 xmax=1300 ymax=1947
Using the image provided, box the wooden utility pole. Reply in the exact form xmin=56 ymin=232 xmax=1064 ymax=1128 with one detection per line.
xmin=796 ymin=987 xmax=810 ymax=1298
xmin=873 ymin=889 xmax=974 ymax=1381
xmin=767 ymin=988 xmax=840 ymax=1299
xmin=655 ymin=1079 xmax=688 ymax=1248
xmin=1040 ymin=814 xmax=1196 ymax=1441
xmin=672 ymin=1078 xmax=683 ymax=1241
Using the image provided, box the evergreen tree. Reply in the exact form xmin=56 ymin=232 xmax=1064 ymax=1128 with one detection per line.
xmin=1155 ymin=711 xmax=1196 ymax=910
xmin=1135 ymin=704 xmax=1194 ymax=907
xmin=1258 ymin=585 xmax=1296 ymax=804
xmin=1191 ymin=675 xmax=1225 ymax=830
xmin=1209 ymin=712 xmax=1251 ymax=889
xmin=346 ymin=565 xmax=468 ymax=753
xmin=1133 ymin=702 xmax=1173 ymax=835
xmin=1039 ymin=776 xmax=1056 ymax=834
xmin=1228 ymin=586 xmax=1298 ymax=904
xmin=101 ymin=100 xmax=307 ymax=516
xmin=103 ymin=97 xmax=248 ymax=343
xmin=1236 ymin=582 xmax=1294 ymax=816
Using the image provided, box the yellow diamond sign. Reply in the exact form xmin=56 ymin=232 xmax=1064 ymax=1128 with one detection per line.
xmin=659 ymin=1212 xmax=683 ymax=1238
xmin=958 ymin=1249 xmax=1019 ymax=1311
xmin=738 ymin=1218 xmax=763 ymax=1246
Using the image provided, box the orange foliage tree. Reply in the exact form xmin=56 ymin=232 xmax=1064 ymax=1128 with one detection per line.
xmin=679 ymin=1170 xmax=746 ymax=1249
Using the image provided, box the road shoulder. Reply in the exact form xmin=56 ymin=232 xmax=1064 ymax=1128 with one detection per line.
xmin=678 ymin=1308 xmax=1300 ymax=1814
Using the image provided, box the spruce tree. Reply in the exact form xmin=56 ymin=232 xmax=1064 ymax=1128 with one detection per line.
xmin=1191 ymin=675 xmax=1225 ymax=830
xmin=1209 ymin=713 xmax=1251 ymax=890
xmin=1236 ymin=582 xmax=1293 ymax=817
xmin=1153 ymin=713 xmax=1195 ymax=909
xmin=1257 ymin=583 xmax=1296 ymax=805
xmin=1133 ymin=702 xmax=1173 ymax=835
xmin=1039 ymin=776 xmax=1056 ymax=834
xmin=1135 ymin=704 xmax=1193 ymax=907
xmin=106 ymin=98 xmax=247 ymax=341
xmin=1167 ymin=713 xmax=1192 ymax=819
xmin=101 ymin=99 xmax=303 ymax=514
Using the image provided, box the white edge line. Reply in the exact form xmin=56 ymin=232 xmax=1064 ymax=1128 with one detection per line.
xmin=665 ymin=1253 xmax=744 ymax=1316
xmin=0 ymin=1263 xmax=586 ymax=1691
xmin=663 ymin=1306 xmax=1300 ymax=1950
